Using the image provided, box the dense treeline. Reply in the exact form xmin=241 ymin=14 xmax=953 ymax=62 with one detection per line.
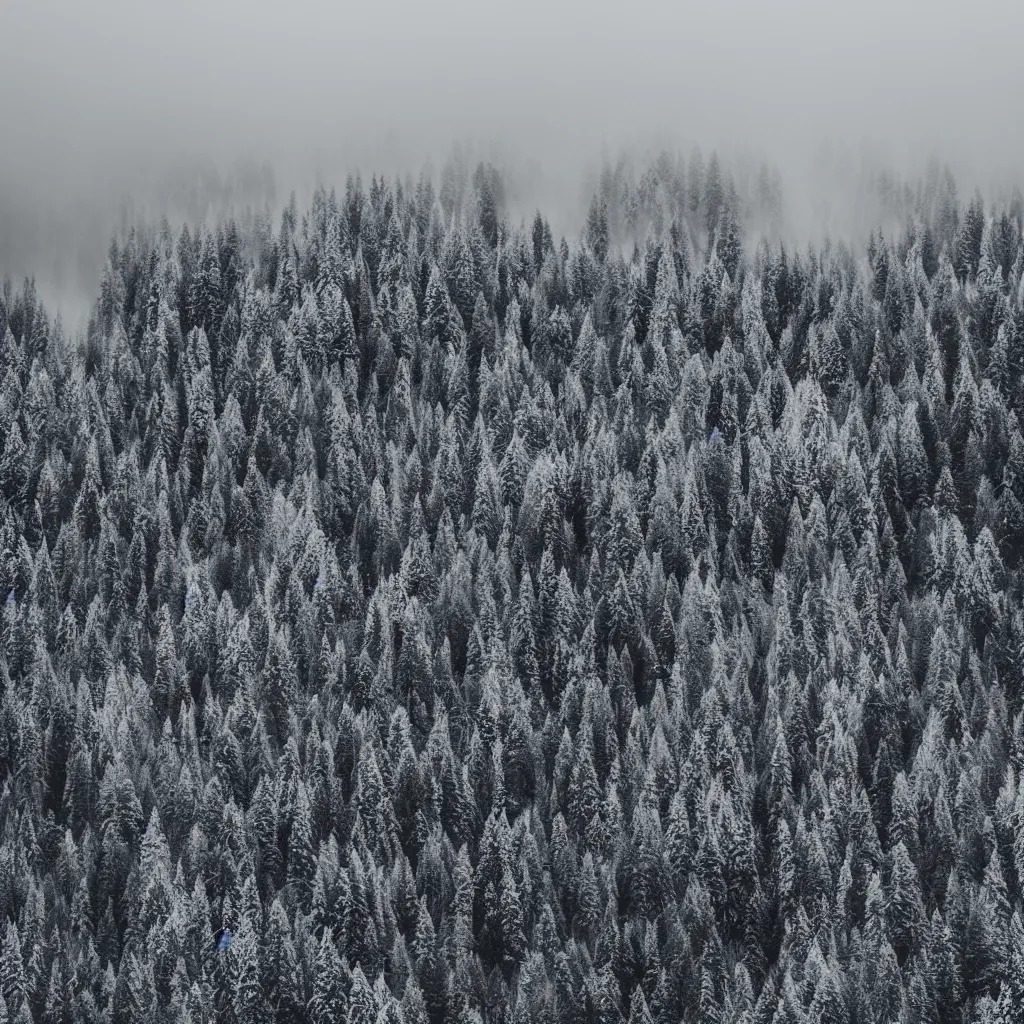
xmin=2 ymin=151 xmax=1024 ymax=1024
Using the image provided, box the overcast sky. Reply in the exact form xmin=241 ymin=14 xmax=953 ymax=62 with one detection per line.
xmin=2 ymin=0 xmax=1023 ymax=321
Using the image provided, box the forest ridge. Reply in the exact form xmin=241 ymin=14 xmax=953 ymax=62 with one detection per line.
xmin=1 ymin=153 xmax=1024 ymax=1024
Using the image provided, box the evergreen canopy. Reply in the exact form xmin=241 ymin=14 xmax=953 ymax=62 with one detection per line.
xmin=1 ymin=151 xmax=1024 ymax=1023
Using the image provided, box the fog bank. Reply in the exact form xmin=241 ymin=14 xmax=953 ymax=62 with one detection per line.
xmin=2 ymin=0 xmax=1022 ymax=324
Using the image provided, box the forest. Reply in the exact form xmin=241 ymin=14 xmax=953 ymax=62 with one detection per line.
xmin=2 ymin=150 xmax=1024 ymax=1024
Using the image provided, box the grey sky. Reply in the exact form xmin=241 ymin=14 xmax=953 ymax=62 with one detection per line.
xmin=2 ymin=0 xmax=1022 ymax=321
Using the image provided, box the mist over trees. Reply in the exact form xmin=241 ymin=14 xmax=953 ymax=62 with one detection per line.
xmin=4 ymin=148 xmax=1024 ymax=1024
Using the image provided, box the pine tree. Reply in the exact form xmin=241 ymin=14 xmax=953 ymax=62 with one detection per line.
xmin=232 ymin=920 xmax=264 ymax=1024
xmin=309 ymin=933 xmax=348 ymax=1024
xmin=886 ymin=841 xmax=925 ymax=963
xmin=0 ymin=925 xmax=25 ymax=1016
xmin=425 ymin=265 xmax=464 ymax=354
xmin=287 ymin=780 xmax=316 ymax=900
xmin=263 ymin=627 xmax=298 ymax=746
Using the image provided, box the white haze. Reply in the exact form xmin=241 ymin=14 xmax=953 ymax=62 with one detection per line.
xmin=1 ymin=0 xmax=1022 ymax=325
